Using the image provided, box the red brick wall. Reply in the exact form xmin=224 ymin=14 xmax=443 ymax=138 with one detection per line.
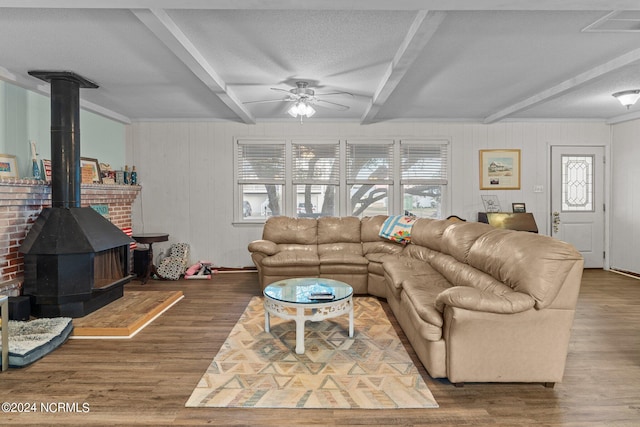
xmin=0 ymin=178 xmax=140 ymax=286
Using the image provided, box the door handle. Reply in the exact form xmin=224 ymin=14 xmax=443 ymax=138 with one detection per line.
xmin=552 ymin=211 xmax=560 ymax=233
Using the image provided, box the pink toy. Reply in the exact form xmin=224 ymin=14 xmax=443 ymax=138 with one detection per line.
xmin=184 ymin=260 xmax=217 ymax=279
xmin=185 ymin=262 xmax=201 ymax=276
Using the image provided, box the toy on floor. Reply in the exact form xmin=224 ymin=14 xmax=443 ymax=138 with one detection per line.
xmin=184 ymin=261 xmax=218 ymax=280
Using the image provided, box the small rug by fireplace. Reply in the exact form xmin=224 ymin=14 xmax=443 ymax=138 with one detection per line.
xmin=71 ymin=290 xmax=183 ymax=339
xmin=1 ymin=317 xmax=73 ymax=368
xmin=185 ymin=296 xmax=438 ymax=409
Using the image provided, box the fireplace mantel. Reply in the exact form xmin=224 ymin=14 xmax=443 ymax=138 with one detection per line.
xmin=0 ymin=179 xmax=141 ymax=286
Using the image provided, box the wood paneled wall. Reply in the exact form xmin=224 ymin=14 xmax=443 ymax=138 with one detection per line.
xmin=127 ymin=120 xmax=612 ymax=268
xmin=611 ymin=119 xmax=640 ymax=274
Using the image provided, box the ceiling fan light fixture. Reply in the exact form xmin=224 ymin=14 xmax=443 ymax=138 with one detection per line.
xmin=287 ymin=104 xmax=299 ymax=118
xmin=612 ymin=89 xmax=640 ymax=109
xmin=288 ymin=101 xmax=315 ymax=118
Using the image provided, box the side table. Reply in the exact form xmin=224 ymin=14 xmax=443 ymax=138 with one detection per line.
xmin=132 ymin=233 xmax=169 ymax=284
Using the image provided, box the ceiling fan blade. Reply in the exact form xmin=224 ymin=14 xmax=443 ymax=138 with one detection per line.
xmin=314 ymin=99 xmax=350 ymax=111
xmin=315 ymin=91 xmax=354 ymax=98
xmin=271 ymin=87 xmax=293 ymax=94
xmin=243 ymin=98 xmax=291 ymax=105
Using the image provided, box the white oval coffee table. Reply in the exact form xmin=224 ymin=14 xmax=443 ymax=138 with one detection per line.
xmin=263 ymin=278 xmax=354 ymax=354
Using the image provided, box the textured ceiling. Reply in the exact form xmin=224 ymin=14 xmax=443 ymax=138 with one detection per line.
xmin=1 ymin=1 xmax=640 ymax=125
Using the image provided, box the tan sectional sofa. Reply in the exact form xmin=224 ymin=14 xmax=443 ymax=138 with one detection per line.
xmin=248 ymin=215 xmax=584 ymax=386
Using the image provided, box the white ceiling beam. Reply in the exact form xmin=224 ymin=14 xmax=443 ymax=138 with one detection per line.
xmin=132 ymin=8 xmax=255 ymax=124
xmin=361 ymin=10 xmax=446 ymax=125
xmin=2 ymin=1 xmax=640 ymax=11
xmin=0 ymin=66 xmax=132 ymax=124
xmin=484 ymin=47 xmax=640 ymax=124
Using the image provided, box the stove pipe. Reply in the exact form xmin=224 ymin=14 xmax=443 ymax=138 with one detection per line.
xmin=28 ymin=71 xmax=99 ymax=206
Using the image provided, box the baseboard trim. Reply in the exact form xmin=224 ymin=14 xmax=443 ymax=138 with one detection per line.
xmin=610 ymin=268 xmax=640 ymax=280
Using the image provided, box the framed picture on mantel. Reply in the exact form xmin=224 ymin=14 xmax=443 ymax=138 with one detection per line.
xmin=0 ymin=154 xmax=19 ymax=179
xmin=479 ymin=149 xmax=521 ymax=190
xmin=80 ymin=157 xmax=102 ymax=184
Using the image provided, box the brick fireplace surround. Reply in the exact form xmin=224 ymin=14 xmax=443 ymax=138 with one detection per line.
xmin=0 ymin=178 xmax=140 ymax=291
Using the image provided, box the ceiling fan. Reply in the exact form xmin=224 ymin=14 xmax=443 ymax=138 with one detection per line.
xmin=243 ymin=81 xmax=353 ymax=120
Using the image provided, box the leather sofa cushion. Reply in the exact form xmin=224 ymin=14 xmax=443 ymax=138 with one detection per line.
xmin=318 ymin=216 xmax=361 ymax=243
xmin=402 ymin=274 xmax=452 ymax=327
xmin=402 ymin=244 xmax=433 ymax=262
xmin=261 ymin=250 xmax=320 ymax=267
xmin=410 ymin=219 xmax=452 ymax=252
xmin=429 ymin=252 xmax=514 ymax=295
xmin=319 ymin=252 xmax=368 ymax=265
xmin=362 ymin=241 xmax=403 ymax=255
xmin=320 ymin=263 xmax=368 ymax=274
xmin=263 ymin=216 xmax=318 ymax=245
xmin=383 ymin=257 xmax=434 ymax=290
xmin=360 ymin=215 xmax=392 ymax=242
xmin=365 ymin=252 xmax=401 ymax=275
xmin=468 ymin=229 xmax=583 ymax=309
xmin=435 ymin=287 xmax=535 ymax=314
xmin=400 ymin=288 xmax=445 ymax=342
xmin=440 ymin=222 xmax=494 ymax=263
xmin=318 ymin=242 xmax=363 ymax=257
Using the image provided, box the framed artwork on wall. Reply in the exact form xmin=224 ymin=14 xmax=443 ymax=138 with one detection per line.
xmin=80 ymin=157 xmax=102 ymax=184
xmin=479 ymin=149 xmax=521 ymax=190
xmin=0 ymin=154 xmax=19 ymax=179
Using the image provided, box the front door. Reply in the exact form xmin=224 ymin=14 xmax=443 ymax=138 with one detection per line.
xmin=550 ymin=146 xmax=605 ymax=268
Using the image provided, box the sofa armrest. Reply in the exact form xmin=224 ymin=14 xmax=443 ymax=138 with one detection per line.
xmin=435 ymin=286 xmax=535 ymax=314
xmin=248 ymin=240 xmax=279 ymax=256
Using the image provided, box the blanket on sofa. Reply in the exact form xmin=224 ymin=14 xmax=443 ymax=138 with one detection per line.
xmin=379 ymin=215 xmax=417 ymax=244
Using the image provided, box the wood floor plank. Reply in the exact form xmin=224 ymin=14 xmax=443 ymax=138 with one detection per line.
xmin=0 ymin=269 xmax=638 ymax=425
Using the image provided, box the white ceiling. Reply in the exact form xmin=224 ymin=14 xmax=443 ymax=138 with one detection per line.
xmin=1 ymin=1 xmax=640 ymax=125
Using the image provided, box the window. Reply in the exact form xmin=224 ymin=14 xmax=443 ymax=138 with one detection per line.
xmin=292 ymin=141 xmax=340 ymax=217
xmin=400 ymin=140 xmax=449 ymax=218
xmin=235 ymin=137 xmax=450 ymax=222
xmin=561 ymin=155 xmax=594 ymax=212
xmin=236 ymin=140 xmax=285 ymax=220
xmin=346 ymin=140 xmax=394 ymax=217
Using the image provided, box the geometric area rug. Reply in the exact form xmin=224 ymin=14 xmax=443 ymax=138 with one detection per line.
xmin=185 ymin=296 xmax=438 ymax=409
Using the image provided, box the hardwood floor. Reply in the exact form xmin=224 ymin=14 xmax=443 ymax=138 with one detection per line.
xmin=0 ymin=269 xmax=638 ymax=426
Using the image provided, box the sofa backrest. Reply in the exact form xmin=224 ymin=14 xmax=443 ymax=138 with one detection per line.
xmin=263 ymin=216 xmax=318 ymax=246
xmin=408 ymin=219 xmax=583 ymax=309
xmin=317 ymin=216 xmax=363 ymax=255
xmin=410 ymin=218 xmax=453 ymax=252
xmin=466 ymin=228 xmax=583 ymax=309
xmin=360 ymin=215 xmax=404 ymax=255
xmin=440 ymin=222 xmax=495 ymax=263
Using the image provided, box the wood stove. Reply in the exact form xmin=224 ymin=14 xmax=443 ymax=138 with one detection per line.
xmin=19 ymin=71 xmax=134 ymax=318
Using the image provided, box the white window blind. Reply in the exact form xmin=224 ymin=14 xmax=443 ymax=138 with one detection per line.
xmin=237 ymin=141 xmax=285 ymax=184
xmin=346 ymin=141 xmax=394 ymax=183
xmin=401 ymin=141 xmax=448 ymax=185
xmin=292 ymin=142 xmax=340 ymax=184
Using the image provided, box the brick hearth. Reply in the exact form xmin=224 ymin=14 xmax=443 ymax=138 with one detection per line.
xmin=0 ymin=178 xmax=140 ymax=288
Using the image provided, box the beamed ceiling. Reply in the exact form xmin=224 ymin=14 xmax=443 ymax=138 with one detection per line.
xmin=1 ymin=1 xmax=640 ymax=125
